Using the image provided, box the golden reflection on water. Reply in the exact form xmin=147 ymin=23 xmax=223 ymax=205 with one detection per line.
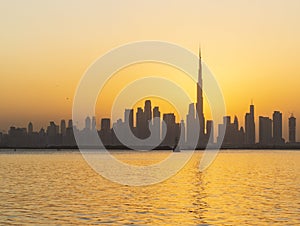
xmin=0 ymin=150 xmax=299 ymax=225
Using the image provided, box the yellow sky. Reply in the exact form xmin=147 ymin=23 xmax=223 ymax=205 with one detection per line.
xmin=0 ymin=0 xmax=300 ymax=140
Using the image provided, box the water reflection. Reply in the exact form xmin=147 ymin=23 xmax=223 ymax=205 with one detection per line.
xmin=0 ymin=150 xmax=299 ymax=225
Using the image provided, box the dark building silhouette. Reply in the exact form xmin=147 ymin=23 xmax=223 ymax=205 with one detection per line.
xmin=68 ymin=119 xmax=73 ymax=128
xmin=144 ymin=100 xmax=152 ymax=126
xmin=28 ymin=122 xmax=33 ymax=135
xmin=8 ymin=126 xmax=27 ymax=147
xmin=289 ymin=114 xmax=296 ymax=143
xmin=47 ymin=121 xmax=59 ymax=146
xmin=101 ymin=118 xmax=111 ymax=131
xmin=99 ymin=118 xmax=111 ymax=146
xmin=259 ymin=116 xmax=272 ymax=145
xmin=112 ymin=119 xmax=123 ymax=146
xmin=124 ymin=109 xmax=134 ymax=131
xmin=162 ymin=113 xmax=178 ymax=147
xmin=135 ymin=100 xmax=153 ymax=139
xmin=273 ymin=111 xmax=285 ymax=144
xmin=0 ymin=47 xmax=298 ymax=149
xmin=153 ymin=106 xmax=161 ymax=144
xmin=92 ymin=116 xmax=96 ymax=131
xmin=206 ymin=120 xmax=214 ymax=144
xmin=60 ymin=120 xmax=66 ymax=136
xmin=196 ymin=48 xmax=206 ymax=145
xmin=65 ymin=120 xmax=75 ymax=146
xmin=85 ymin=116 xmax=91 ymax=131
xmin=245 ymin=104 xmax=255 ymax=145
xmin=179 ymin=120 xmax=186 ymax=146
xmin=136 ymin=107 xmax=145 ymax=139
xmin=186 ymin=103 xmax=197 ymax=147
xmin=217 ymin=116 xmax=244 ymax=146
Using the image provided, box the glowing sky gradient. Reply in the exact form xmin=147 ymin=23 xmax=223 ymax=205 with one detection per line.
xmin=1 ymin=0 xmax=300 ymax=140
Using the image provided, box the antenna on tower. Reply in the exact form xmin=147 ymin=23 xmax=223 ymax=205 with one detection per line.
xmin=199 ymin=43 xmax=201 ymax=58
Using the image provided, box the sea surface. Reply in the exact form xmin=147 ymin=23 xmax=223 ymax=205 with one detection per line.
xmin=0 ymin=150 xmax=299 ymax=225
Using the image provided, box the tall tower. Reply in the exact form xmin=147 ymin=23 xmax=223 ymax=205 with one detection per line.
xmin=196 ymin=47 xmax=205 ymax=137
xmin=289 ymin=114 xmax=296 ymax=143
xmin=153 ymin=106 xmax=161 ymax=143
xmin=60 ymin=120 xmax=66 ymax=136
xmin=124 ymin=109 xmax=134 ymax=131
xmin=92 ymin=116 xmax=96 ymax=131
xmin=85 ymin=116 xmax=91 ymax=130
xmin=245 ymin=104 xmax=255 ymax=145
xmin=273 ymin=111 xmax=284 ymax=144
xmin=28 ymin=122 xmax=33 ymax=135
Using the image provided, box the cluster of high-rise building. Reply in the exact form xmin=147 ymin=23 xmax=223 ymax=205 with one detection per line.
xmin=0 ymin=49 xmax=298 ymax=149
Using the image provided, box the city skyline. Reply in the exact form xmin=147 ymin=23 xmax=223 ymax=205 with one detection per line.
xmin=1 ymin=1 xmax=300 ymax=141
xmin=1 ymin=48 xmax=298 ymax=148
xmin=1 ymin=2 xmax=299 ymax=225
xmin=1 ymin=100 xmax=297 ymax=148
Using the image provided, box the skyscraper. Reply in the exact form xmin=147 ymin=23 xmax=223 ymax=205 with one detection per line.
xmin=153 ymin=106 xmax=161 ymax=143
xmin=101 ymin=118 xmax=111 ymax=131
xmin=162 ymin=113 xmax=176 ymax=147
xmin=289 ymin=114 xmax=296 ymax=143
xmin=245 ymin=104 xmax=255 ymax=145
xmin=273 ymin=111 xmax=284 ymax=144
xmin=100 ymin=118 xmax=111 ymax=146
xmin=144 ymin=100 xmax=152 ymax=126
xmin=179 ymin=120 xmax=186 ymax=145
xmin=196 ymin=47 xmax=205 ymax=138
xmin=206 ymin=120 xmax=214 ymax=144
xmin=60 ymin=120 xmax=66 ymax=136
xmin=85 ymin=116 xmax=91 ymax=130
xmin=92 ymin=116 xmax=96 ymax=131
xmin=28 ymin=122 xmax=33 ymax=135
xmin=186 ymin=103 xmax=197 ymax=146
xmin=136 ymin=107 xmax=145 ymax=139
xmin=124 ymin=109 xmax=134 ymax=131
xmin=68 ymin=119 xmax=73 ymax=128
xmin=259 ymin=116 xmax=272 ymax=145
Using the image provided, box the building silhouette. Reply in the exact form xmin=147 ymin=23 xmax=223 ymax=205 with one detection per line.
xmin=85 ymin=116 xmax=91 ymax=131
xmin=136 ymin=107 xmax=146 ymax=139
xmin=217 ymin=116 xmax=244 ymax=146
xmin=60 ymin=120 xmax=66 ymax=136
xmin=162 ymin=113 xmax=179 ymax=147
xmin=186 ymin=103 xmax=197 ymax=147
xmin=289 ymin=114 xmax=296 ymax=143
xmin=196 ymin=48 xmax=206 ymax=146
xmin=124 ymin=109 xmax=134 ymax=131
xmin=0 ymin=47 xmax=298 ymax=149
xmin=259 ymin=116 xmax=272 ymax=145
xmin=273 ymin=111 xmax=285 ymax=144
xmin=28 ymin=122 xmax=33 ymax=135
xmin=99 ymin=118 xmax=111 ymax=146
xmin=46 ymin=121 xmax=59 ymax=146
xmin=245 ymin=104 xmax=255 ymax=145
xmin=153 ymin=106 xmax=161 ymax=144
xmin=206 ymin=120 xmax=214 ymax=144
xmin=92 ymin=116 xmax=96 ymax=131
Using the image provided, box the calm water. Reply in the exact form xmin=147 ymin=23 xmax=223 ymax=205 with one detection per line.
xmin=0 ymin=150 xmax=299 ymax=225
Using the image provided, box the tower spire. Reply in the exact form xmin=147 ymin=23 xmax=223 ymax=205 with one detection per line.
xmin=196 ymin=45 xmax=205 ymax=137
xmin=199 ymin=44 xmax=201 ymax=59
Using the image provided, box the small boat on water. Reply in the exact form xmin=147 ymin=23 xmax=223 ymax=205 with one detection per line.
xmin=173 ymin=145 xmax=181 ymax=152
xmin=173 ymin=137 xmax=181 ymax=152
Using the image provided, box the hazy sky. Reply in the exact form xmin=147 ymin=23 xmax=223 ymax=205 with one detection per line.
xmin=1 ymin=0 xmax=300 ymax=140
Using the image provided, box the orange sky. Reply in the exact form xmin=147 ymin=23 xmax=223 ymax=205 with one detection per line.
xmin=0 ymin=0 xmax=300 ymax=141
